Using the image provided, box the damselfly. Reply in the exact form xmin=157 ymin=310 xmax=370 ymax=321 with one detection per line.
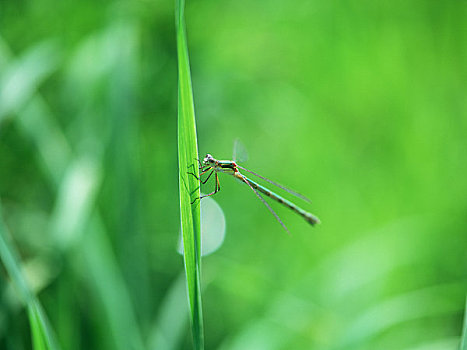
xmin=190 ymin=143 xmax=320 ymax=233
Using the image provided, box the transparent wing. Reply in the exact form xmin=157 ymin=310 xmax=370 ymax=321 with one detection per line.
xmin=232 ymin=138 xmax=249 ymax=163
xmin=236 ymin=164 xmax=311 ymax=203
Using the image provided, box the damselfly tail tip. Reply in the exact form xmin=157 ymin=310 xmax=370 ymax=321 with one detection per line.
xmin=306 ymin=213 xmax=321 ymax=226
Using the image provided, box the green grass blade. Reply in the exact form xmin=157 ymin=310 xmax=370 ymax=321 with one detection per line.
xmin=176 ymin=0 xmax=204 ymax=348
xmin=28 ymin=301 xmax=59 ymax=350
xmin=0 ymin=39 xmax=60 ymax=122
xmin=460 ymin=297 xmax=467 ymax=350
xmin=0 ymin=204 xmax=59 ymax=350
xmin=149 ymin=274 xmax=189 ymax=350
xmin=0 ymin=35 xmax=146 ymax=350
xmin=28 ymin=304 xmax=47 ymax=350
xmin=0 ymin=210 xmax=31 ymax=304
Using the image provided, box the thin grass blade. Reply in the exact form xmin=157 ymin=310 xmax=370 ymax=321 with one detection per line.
xmin=28 ymin=304 xmax=48 ymax=350
xmin=176 ymin=0 xmax=204 ymax=348
xmin=0 ymin=204 xmax=59 ymax=350
xmin=461 ymin=297 xmax=467 ymax=350
xmin=0 ymin=39 xmax=60 ymax=122
xmin=0 ymin=35 xmax=145 ymax=350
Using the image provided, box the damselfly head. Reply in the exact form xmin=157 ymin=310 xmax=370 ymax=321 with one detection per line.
xmin=203 ymin=154 xmax=216 ymax=166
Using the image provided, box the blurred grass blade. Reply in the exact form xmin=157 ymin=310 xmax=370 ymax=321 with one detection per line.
xmin=81 ymin=215 xmax=146 ymax=350
xmin=149 ymin=274 xmax=189 ymax=350
xmin=0 ymin=204 xmax=59 ymax=350
xmin=176 ymin=0 xmax=204 ymax=348
xmin=49 ymin=155 xmax=101 ymax=250
xmin=28 ymin=300 xmax=59 ymax=350
xmin=0 ymin=39 xmax=60 ymax=121
xmin=0 ymin=210 xmax=31 ymax=303
xmin=461 ymin=297 xmax=467 ymax=350
xmin=29 ymin=305 xmax=47 ymax=350
xmin=1 ymin=35 xmax=145 ymax=350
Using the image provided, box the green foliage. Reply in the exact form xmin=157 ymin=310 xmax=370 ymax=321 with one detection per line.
xmin=176 ymin=0 xmax=204 ymax=348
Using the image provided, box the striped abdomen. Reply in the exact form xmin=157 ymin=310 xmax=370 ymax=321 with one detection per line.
xmin=237 ymin=173 xmax=320 ymax=226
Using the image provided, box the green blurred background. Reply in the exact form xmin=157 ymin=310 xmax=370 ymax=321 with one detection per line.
xmin=1 ymin=0 xmax=466 ymax=349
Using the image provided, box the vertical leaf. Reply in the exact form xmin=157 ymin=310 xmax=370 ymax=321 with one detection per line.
xmin=175 ymin=0 xmax=204 ymax=348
